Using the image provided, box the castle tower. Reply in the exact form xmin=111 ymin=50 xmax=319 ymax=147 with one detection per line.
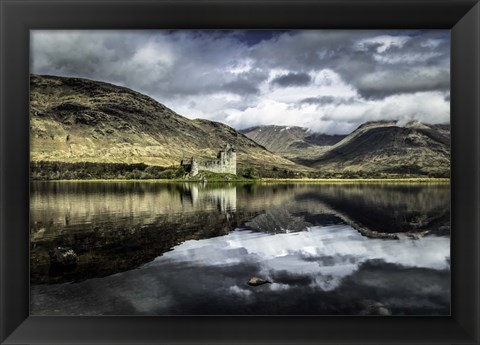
xmin=191 ymin=159 xmax=199 ymax=176
xmin=225 ymin=144 xmax=236 ymax=175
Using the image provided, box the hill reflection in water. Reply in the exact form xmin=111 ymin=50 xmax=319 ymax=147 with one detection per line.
xmin=30 ymin=181 xmax=450 ymax=315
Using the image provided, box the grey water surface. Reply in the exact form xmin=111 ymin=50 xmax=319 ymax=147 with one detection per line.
xmin=30 ymin=182 xmax=450 ymax=315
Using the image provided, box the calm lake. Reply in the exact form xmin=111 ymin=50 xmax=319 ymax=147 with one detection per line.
xmin=30 ymin=182 xmax=451 ymax=315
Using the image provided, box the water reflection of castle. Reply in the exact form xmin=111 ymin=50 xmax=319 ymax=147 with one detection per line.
xmin=184 ymin=184 xmax=237 ymax=213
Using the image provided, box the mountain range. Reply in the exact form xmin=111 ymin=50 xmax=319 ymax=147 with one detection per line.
xmin=30 ymin=74 xmax=450 ymax=178
xmin=239 ymin=125 xmax=346 ymax=162
xmin=241 ymin=121 xmax=450 ymax=178
xmin=306 ymin=121 xmax=450 ymax=177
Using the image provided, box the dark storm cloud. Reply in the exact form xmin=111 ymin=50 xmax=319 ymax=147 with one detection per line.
xmin=222 ymin=80 xmax=260 ymax=95
xmin=271 ymin=72 xmax=312 ymax=87
xmin=355 ymin=69 xmax=450 ymax=99
xmin=299 ymin=96 xmax=356 ymax=106
xmin=220 ymin=70 xmax=268 ymax=96
xmin=33 ymin=30 xmax=449 ymax=100
xmin=31 ymin=31 xmax=262 ymax=99
xmin=301 ymin=96 xmax=336 ymax=104
xmin=249 ymin=30 xmax=449 ymax=98
xmin=341 ymin=32 xmax=450 ymax=98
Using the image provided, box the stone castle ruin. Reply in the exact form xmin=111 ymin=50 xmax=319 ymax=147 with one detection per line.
xmin=181 ymin=144 xmax=236 ymax=177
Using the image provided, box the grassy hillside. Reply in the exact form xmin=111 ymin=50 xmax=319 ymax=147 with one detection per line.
xmin=30 ymin=75 xmax=309 ymax=176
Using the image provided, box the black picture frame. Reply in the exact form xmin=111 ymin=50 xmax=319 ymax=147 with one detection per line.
xmin=1 ymin=0 xmax=479 ymax=344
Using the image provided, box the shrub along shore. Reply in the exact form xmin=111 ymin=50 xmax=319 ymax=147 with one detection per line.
xmin=31 ymin=161 xmax=450 ymax=182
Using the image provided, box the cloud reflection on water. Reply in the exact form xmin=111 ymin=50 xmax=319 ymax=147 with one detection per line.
xmin=31 ymin=224 xmax=450 ymax=315
xmin=151 ymin=225 xmax=450 ymax=291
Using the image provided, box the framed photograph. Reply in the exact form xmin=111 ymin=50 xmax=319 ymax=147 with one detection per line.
xmin=1 ymin=0 xmax=479 ymax=344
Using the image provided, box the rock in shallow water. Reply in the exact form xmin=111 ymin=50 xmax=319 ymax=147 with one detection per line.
xmin=247 ymin=276 xmax=271 ymax=286
xmin=49 ymin=247 xmax=77 ymax=267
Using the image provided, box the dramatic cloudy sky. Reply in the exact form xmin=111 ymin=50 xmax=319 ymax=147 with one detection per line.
xmin=30 ymin=30 xmax=450 ymax=134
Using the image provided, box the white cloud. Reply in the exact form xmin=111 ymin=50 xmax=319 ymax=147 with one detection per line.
xmin=218 ymin=90 xmax=449 ymax=134
xmin=229 ymin=58 xmax=255 ymax=75
xmin=356 ymin=35 xmax=411 ymax=53
xmin=373 ymin=52 xmax=443 ymax=64
xmin=323 ymin=91 xmax=450 ymax=128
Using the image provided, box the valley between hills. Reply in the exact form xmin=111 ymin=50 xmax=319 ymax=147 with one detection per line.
xmin=30 ymin=74 xmax=450 ymax=180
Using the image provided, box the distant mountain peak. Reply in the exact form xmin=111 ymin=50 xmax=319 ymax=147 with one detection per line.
xmin=240 ymin=125 xmax=347 ymax=161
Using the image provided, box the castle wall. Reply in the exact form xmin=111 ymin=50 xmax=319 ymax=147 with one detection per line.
xmin=181 ymin=146 xmax=236 ymax=176
xmin=196 ymin=152 xmax=236 ymax=175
